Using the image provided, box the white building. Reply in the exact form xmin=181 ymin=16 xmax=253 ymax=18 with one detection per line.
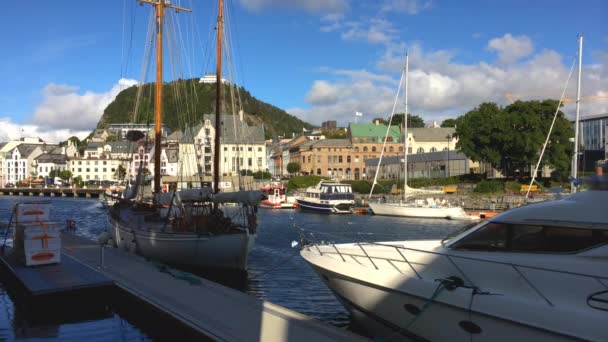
xmin=35 ymin=154 xmax=69 ymax=178
xmin=1 ymin=144 xmax=44 ymax=186
xmin=70 ymin=157 xmax=129 ymax=182
xmin=172 ymin=114 xmax=267 ymax=177
xmin=199 ymin=73 xmax=227 ymax=84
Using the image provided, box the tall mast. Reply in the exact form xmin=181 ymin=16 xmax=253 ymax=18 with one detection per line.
xmin=403 ymin=53 xmax=409 ymax=200
xmin=138 ymin=0 xmax=190 ymax=195
xmin=214 ymin=0 xmax=224 ymax=194
xmin=572 ymin=35 xmax=583 ymax=194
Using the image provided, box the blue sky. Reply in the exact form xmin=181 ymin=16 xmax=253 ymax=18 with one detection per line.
xmin=1 ymin=0 xmax=607 ymax=142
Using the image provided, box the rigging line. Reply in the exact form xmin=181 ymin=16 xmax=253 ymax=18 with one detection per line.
xmin=369 ymin=65 xmax=406 ymax=198
xmin=525 ymin=57 xmax=577 ymax=199
xmin=132 ymin=10 xmax=156 ymax=124
xmin=228 ymin=0 xmax=245 ymax=90
xmin=120 ymin=0 xmax=127 ymax=81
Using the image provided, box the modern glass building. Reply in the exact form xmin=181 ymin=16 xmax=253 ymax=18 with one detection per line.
xmin=577 ymin=113 xmax=608 ymax=171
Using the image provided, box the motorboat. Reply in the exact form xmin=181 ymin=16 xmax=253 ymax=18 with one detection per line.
xmin=301 ymin=183 xmax=608 ymax=341
xmin=260 ymin=183 xmax=298 ymax=209
xmin=296 ymin=181 xmax=354 ymax=214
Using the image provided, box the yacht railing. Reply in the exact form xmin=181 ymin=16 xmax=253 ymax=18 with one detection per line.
xmin=301 ymin=233 xmax=608 ymax=307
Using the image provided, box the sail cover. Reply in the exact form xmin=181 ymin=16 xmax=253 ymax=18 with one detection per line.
xmin=212 ymin=191 xmax=264 ymax=205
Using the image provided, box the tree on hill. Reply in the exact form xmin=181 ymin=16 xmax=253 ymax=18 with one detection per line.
xmin=440 ymin=118 xmax=458 ymax=127
xmin=115 ymin=165 xmax=127 ymax=181
xmin=390 ymin=113 xmax=425 ymax=128
xmin=287 ymin=162 xmax=301 ymax=175
xmin=455 ymin=100 xmax=573 ymax=177
xmin=97 ymin=80 xmax=313 ymax=140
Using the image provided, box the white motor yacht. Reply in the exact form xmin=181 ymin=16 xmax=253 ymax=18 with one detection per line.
xmin=301 ymin=184 xmax=608 ymax=341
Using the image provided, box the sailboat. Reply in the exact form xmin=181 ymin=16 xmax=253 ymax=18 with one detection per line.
xmin=368 ymin=54 xmax=470 ymax=220
xmin=107 ymin=0 xmax=262 ymax=271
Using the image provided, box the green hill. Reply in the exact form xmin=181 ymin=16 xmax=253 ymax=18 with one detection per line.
xmin=97 ymin=79 xmax=313 ymax=139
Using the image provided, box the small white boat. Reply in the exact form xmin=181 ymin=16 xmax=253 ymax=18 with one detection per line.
xmin=260 ymin=183 xmax=298 ymax=209
xmin=296 ymin=181 xmax=354 ymax=214
xmin=301 ymin=185 xmax=608 ymax=341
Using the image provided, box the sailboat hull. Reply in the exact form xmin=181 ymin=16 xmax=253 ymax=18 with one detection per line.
xmin=369 ymin=202 xmax=470 ymax=219
xmin=108 ymin=215 xmax=253 ymax=271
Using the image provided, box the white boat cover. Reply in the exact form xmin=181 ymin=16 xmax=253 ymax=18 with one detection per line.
xmin=178 ymin=188 xmax=213 ymax=202
xmin=212 ymin=191 xmax=264 ymax=205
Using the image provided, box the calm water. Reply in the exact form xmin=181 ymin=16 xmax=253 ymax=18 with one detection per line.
xmin=0 ymin=197 xmax=468 ymax=340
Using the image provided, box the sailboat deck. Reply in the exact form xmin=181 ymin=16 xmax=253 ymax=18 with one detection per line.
xmin=60 ymin=232 xmax=368 ymax=342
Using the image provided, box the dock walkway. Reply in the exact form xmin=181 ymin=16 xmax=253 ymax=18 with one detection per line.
xmin=61 ymin=232 xmax=367 ymax=342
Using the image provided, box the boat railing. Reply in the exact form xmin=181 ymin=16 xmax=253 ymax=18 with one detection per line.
xmin=301 ymin=233 xmax=608 ymax=307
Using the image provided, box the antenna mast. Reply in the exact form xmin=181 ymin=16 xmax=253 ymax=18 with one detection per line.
xmin=138 ymin=0 xmax=191 ymax=195
xmin=214 ymin=0 xmax=224 ymax=193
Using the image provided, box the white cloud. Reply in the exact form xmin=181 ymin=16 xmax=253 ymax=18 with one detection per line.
xmin=31 ymin=78 xmax=138 ymax=131
xmin=293 ymin=36 xmax=608 ymax=126
xmin=487 ymin=33 xmax=534 ymax=64
xmin=239 ymin=0 xmax=349 ymax=14
xmin=341 ymin=19 xmax=397 ymax=45
xmin=380 ymin=0 xmax=432 ymax=15
xmin=0 ymin=78 xmax=138 ymax=144
xmin=0 ymin=117 xmax=90 ymax=143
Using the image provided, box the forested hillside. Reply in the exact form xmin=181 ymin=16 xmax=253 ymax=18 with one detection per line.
xmin=97 ymin=79 xmax=312 ymax=139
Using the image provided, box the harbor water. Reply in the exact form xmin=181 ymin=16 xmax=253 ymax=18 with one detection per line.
xmin=0 ymin=197 xmax=469 ymax=340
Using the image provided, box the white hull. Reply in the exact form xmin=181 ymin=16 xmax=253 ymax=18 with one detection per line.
xmin=369 ymin=202 xmax=471 ymax=219
xmin=301 ymin=241 xmax=607 ymax=341
xmin=108 ymin=215 xmax=254 ymax=270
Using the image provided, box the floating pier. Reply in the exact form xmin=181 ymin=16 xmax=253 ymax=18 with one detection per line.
xmin=50 ymin=232 xmax=367 ymax=342
xmin=0 ymin=245 xmax=113 ymax=297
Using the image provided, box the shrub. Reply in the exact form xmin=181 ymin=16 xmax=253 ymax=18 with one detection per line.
xmin=287 ymin=175 xmax=327 ymax=192
xmin=474 ymin=180 xmax=504 ymax=194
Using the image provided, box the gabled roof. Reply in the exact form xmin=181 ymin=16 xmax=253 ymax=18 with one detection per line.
xmin=86 ymin=141 xmax=104 ymax=150
xmin=203 ymin=114 xmax=265 ymax=144
xmin=35 ymin=153 xmax=68 ymax=164
xmin=16 ymin=144 xmax=41 ymax=158
xmin=349 ymin=123 xmax=402 ymax=143
xmin=105 ymin=141 xmax=131 ymax=153
xmin=408 ymin=127 xmax=455 ymax=142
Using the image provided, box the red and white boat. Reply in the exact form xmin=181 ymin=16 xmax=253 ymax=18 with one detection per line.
xmin=260 ymin=184 xmax=298 ymax=209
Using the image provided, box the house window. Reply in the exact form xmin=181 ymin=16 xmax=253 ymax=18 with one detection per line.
xmin=103 ymin=168 xmax=107 ymax=172
xmin=339 ymin=156 xmax=343 ymax=163
xmin=372 ymin=146 xmax=377 ymax=152
xmin=417 ymin=147 xmax=425 ymax=153
xmin=258 ymin=147 xmax=262 ymax=152
xmin=224 ymin=147 xmax=228 ymax=151
xmin=363 ymin=147 xmax=368 ymax=152
xmin=248 ymin=158 xmax=252 ymax=167
xmin=257 ymin=157 xmax=262 ymax=167
xmin=347 ymin=156 xmax=351 ymax=163
xmin=248 ymin=147 xmax=252 ymax=152
xmin=317 ymin=155 xmax=321 ymax=163
xmin=430 ymin=147 xmax=437 ymax=152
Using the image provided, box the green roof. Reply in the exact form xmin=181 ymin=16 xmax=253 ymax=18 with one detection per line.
xmin=349 ymin=123 xmax=402 ymax=143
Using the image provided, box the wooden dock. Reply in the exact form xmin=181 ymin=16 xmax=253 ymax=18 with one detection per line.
xmin=0 ymin=187 xmax=105 ymax=198
xmin=60 ymin=232 xmax=368 ymax=342
xmin=0 ymin=246 xmax=113 ymax=297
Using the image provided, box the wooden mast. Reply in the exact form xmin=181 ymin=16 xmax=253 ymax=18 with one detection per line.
xmin=214 ymin=0 xmax=224 ymax=194
xmin=138 ymin=0 xmax=190 ymax=194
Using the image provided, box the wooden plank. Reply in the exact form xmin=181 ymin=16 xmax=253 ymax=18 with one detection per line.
xmin=61 ymin=232 xmax=368 ymax=342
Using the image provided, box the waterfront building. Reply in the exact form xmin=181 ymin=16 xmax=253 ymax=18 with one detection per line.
xmin=366 ymin=151 xmax=474 ymax=180
xmin=34 ymin=153 xmax=69 ymax=178
xmin=321 ymin=120 xmax=337 ymax=130
xmin=348 ymin=122 xmax=404 ymax=179
xmin=407 ymin=127 xmax=457 ymax=154
xmin=576 ymin=113 xmax=608 ymax=171
xmin=199 ymin=73 xmax=228 ymax=84
xmin=1 ymin=144 xmax=44 ymax=186
xmin=69 ymin=157 xmax=129 ymax=183
xmin=106 ymin=123 xmax=172 ymax=140
xmin=171 ymin=114 xmax=267 ymax=177
xmin=102 ymin=141 xmax=132 ymax=160
xmin=292 ymin=139 xmax=354 ymax=179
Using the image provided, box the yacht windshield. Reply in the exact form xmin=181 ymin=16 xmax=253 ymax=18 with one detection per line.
xmin=440 ymin=221 xmax=480 ymax=246
xmin=450 ymin=221 xmax=608 ymax=253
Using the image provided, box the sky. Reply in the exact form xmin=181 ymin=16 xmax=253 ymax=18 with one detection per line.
xmin=0 ymin=0 xmax=607 ymax=143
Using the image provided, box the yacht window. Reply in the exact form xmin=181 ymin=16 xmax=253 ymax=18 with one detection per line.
xmin=452 ymin=222 xmax=608 ymax=253
xmin=451 ymin=222 xmax=507 ymax=251
xmin=511 ymin=225 xmax=608 ymax=253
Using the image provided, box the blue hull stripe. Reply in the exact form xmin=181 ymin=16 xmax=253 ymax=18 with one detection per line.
xmin=297 ymin=199 xmax=334 ymax=213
